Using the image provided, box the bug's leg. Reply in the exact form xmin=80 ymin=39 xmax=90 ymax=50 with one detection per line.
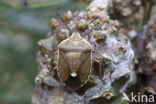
xmin=93 ymin=50 xmax=117 ymax=64
xmin=50 ymin=51 xmax=58 ymax=71
xmin=92 ymin=59 xmax=102 ymax=79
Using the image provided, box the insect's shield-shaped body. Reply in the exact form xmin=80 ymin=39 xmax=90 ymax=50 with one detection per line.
xmin=57 ymin=32 xmax=93 ymax=91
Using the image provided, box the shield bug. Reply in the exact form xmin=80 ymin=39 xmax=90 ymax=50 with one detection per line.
xmin=57 ymin=32 xmax=93 ymax=91
xmin=56 ymin=14 xmax=105 ymax=91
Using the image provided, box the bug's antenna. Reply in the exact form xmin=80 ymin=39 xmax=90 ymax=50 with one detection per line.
xmin=82 ymin=16 xmax=99 ymax=32
xmin=88 ymin=16 xmax=99 ymax=25
xmin=56 ymin=12 xmax=71 ymax=37
xmin=83 ymin=16 xmax=99 ymax=31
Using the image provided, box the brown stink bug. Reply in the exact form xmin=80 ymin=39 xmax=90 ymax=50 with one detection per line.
xmin=56 ymin=14 xmax=108 ymax=91
xmin=57 ymin=32 xmax=93 ymax=91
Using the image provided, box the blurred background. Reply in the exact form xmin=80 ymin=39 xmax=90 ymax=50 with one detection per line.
xmin=0 ymin=0 xmax=87 ymax=104
xmin=0 ymin=0 xmax=156 ymax=104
